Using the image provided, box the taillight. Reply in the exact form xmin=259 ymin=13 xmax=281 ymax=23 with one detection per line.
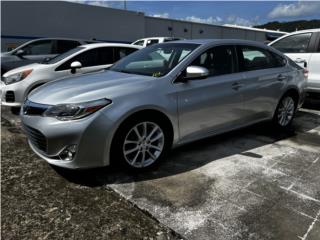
xmin=303 ymin=68 xmax=309 ymax=80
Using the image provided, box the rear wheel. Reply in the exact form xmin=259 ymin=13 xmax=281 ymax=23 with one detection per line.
xmin=111 ymin=116 xmax=170 ymax=170
xmin=273 ymin=95 xmax=297 ymax=128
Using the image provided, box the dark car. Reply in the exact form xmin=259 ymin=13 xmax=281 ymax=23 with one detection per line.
xmin=1 ymin=38 xmax=98 ymax=75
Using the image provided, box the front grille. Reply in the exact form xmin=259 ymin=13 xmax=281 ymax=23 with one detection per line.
xmin=23 ymin=100 xmax=50 ymax=116
xmin=22 ymin=123 xmax=48 ymax=153
xmin=5 ymin=91 xmax=15 ymax=102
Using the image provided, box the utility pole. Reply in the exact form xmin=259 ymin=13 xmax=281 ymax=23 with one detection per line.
xmin=124 ymin=0 xmax=127 ymax=10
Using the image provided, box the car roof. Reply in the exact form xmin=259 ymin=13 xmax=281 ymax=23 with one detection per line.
xmin=80 ymin=42 xmax=142 ymax=49
xmin=27 ymin=37 xmax=95 ymax=43
xmin=171 ymin=38 xmax=268 ymax=47
xmin=286 ymin=28 xmax=320 ymax=34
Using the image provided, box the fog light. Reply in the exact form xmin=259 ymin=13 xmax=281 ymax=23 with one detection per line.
xmin=59 ymin=145 xmax=77 ymax=161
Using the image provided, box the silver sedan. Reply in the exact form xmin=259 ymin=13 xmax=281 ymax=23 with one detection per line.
xmin=20 ymin=39 xmax=307 ymax=170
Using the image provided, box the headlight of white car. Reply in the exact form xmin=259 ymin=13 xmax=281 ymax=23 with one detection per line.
xmin=43 ymin=99 xmax=112 ymax=121
xmin=3 ymin=69 xmax=33 ymax=85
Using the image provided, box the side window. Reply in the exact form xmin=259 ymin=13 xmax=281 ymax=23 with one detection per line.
xmin=54 ymin=40 xmax=81 ymax=54
xmin=190 ymin=45 xmax=235 ymax=76
xmin=114 ymin=47 xmax=138 ymax=61
xmin=271 ymin=33 xmax=312 ymax=53
xmin=21 ymin=40 xmax=53 ymax=55
xmin=146 ymin=39 xmax=159 ymax=46
xmin=98 ymin=47 xmax=114 ymax=65
xmin=133 ymin=40 xmax=144 ymax=46
xmin=239 ymin=46 xmax=277 ymax=71
xmin=56 ymin=48 xmax=100 ymax=71
xmin=271 ymin=52 xmax=287 ymax=68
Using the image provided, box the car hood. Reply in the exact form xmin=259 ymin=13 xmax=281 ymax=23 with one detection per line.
xmin=28 ymin=70 xmax=155 ymax=105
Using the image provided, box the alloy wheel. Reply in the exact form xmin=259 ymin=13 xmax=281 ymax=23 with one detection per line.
xmin=277 ymin=96 xmax=295 ymax=127
xmin=123 ymin=121 xmax=164 ymax=168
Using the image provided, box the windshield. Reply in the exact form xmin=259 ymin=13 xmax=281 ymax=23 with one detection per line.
xmin=43 ymin=47 xmax=84 ymax=64
xmin=110 ymin=43 xmax=199 ymax=77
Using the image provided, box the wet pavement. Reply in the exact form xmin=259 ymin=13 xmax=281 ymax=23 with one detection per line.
xmin=1 ymin=100 xmax=320 ymax=240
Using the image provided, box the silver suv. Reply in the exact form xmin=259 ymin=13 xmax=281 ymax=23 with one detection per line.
xmin=21 ymin=39 xmax=306 ymax=170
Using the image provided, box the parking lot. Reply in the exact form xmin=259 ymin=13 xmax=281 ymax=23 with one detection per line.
xmin=1 ymin=100 xmax=320 ymax=240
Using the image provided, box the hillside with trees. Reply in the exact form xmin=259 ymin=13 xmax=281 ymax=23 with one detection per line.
xmin=254 ymin=20 xmax=320 ymax=32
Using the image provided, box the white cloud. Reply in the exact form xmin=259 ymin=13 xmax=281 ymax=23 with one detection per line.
xmin=268 ymin=1 xmax=320 ymax=18
xmin=151 ymin=13 xmax=170 ymax=19
xmin=184 ymin=16 xmax=223 ymax=25
xmin=226 ymin=15 xmax=257 ymax=26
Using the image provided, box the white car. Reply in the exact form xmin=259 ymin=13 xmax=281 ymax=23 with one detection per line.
xmin=269 ymin=29 xmax=320 ymax=96
xmin=132 ymin=37 xmax=183 ymax=47
xmin=1 ymin=43 xmax=141 ymax=106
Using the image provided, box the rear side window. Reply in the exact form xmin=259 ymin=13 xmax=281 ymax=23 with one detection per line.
xmin=238 ymin=46 xmax=280 ymax=71
xmin=54 ymin=40 xmax=81 ymax=54
xmin=56 ymin=47 xmax=114 ymax=71
xmin=191 ymin=45 xmax=235 ymax=76
xmin=271 ymin=33 xmax=312 ymax=53
xmin=114 ymin=47 xmax=138 ymax=61
xmin=21 ymin=40 xmax=53 ymax=55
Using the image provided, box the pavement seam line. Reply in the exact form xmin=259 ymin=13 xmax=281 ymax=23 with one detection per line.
xmin=280 ymin=187 xmax=320 ymax=203
xmin=298 ymin=209 xmax=320 ymax=240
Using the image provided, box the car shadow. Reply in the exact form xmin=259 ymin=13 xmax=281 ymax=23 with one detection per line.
xmin=53 ymin=110 xmax=319 ymax=187
xmin=303 ymin=97 xmax=320 ymax=111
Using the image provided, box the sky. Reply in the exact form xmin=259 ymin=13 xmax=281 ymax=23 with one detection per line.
xmin=72 ymin=1 xmax=320 ymax=27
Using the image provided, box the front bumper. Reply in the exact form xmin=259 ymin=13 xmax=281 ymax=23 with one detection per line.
xmin=21 ymin=110 xmax=116 ymax=169
xmin=0 ymin=81 xmax=25 ymax=106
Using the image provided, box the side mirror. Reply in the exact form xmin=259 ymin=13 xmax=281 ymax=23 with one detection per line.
xmin=15 ymin=49 xmax=25 ymax=57
xmin=178 ymin=66 xmax=209 ymax=82
xmin=70 ymin=61 xmax=82 ymax=74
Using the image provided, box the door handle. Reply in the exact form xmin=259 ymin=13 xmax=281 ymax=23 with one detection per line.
xmin=295 ymin=58 xmax=308 ymax=67
xmin=277 ymin=74 xmax=287 ymax=81
xmin=294 ymin=58 xmax=306 ymax=64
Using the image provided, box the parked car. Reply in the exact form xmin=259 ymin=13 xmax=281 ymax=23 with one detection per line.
xmin=269 ymin=29 xmax=320 ymax=97
xmin=1 ymin=38 xmax=99 ymax=75
xmin=21 ymin=39 xmax=306 ymax=171
xmin=132 ymin=37 xmax=183 ymax=47
xmin=1 ymin=43 xmax=141 ymax=106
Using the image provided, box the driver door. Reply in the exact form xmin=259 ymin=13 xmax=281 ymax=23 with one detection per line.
xmin=176 ymin=45 xmax=246 ymax=142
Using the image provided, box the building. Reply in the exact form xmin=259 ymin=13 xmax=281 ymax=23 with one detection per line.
xmin=1 ymin=1 xmax=286 ymax=51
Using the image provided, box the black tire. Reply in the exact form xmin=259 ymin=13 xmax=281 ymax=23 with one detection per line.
xmin=111 ymin=115 xmax=171 ymax=171
xmin=273 ymin=94 xmax=297 ymax=129
xmin=10 ymin=107 xmax=21 ymax=115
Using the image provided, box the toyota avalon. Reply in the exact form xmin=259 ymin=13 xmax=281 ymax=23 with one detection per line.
xmin=20 ymin=39 xmax=306 ymax=170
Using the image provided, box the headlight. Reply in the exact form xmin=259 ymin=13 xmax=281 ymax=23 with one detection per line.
xmin=3 ymin=69 xmax=33 ymax=85
xmin=43 ymin=98 xmax=111 ymax=121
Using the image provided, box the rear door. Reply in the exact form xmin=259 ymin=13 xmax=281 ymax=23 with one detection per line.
xmin=307 ymin=32 xmax=320 ymax=92
xmin=237 ymin=45 xmax=288 ymax=120
xmin=270 ymin=32 xmax=314 ymax=68
xmin=177 ymin=45 xmax=246 ymax=141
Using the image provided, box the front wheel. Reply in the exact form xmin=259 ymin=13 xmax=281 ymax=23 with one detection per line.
xmin=111 ymin=117 xmax=170 ymax=170
xmin=273 ymin=95 xmax=297 ymax=128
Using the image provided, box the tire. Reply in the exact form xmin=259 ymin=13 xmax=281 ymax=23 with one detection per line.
xmin=11 ymin=107 xmax=21 ymax=115
xmin=111 ymin=115 xmax=171 ymax=171
xmin=273 ymin=94 xmax=297 ymax=129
